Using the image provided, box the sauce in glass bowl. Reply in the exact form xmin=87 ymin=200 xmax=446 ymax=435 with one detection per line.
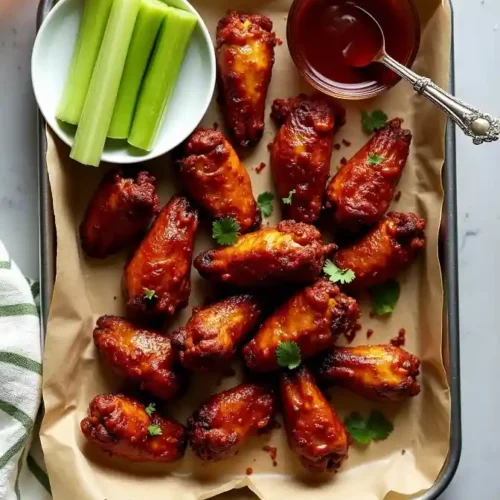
xmin=287 ymin=0 xmax=420 ymax=99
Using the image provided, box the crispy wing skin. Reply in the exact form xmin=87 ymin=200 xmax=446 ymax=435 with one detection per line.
xmin=187 ymin=383 xmax=276 ymax=461
xmin=80 ymin=394 xmax=186 ymax=462
xmin=93 ymin=316 xmax=181 ymax=400
xmin=194 ymin=220 xmax=335 ymax=287
xmin=216 ymin=10 xmax=277 ymax=147
xmin=316 ymin=344 xmax=421 ymax=402
xmin=123 ymin=196 xmax=199 ymax=320
xmin=270 ymin=95 xmax=344 ymax=224
xmin=335 ymin=212 xmax=426 ymax=290
xmin=80 ymin=169 xmax=160 ymax=258
xmin=326 ymin=119 xmax=412 ymax=231
xmin=280 ymin=367 xmax=348 ymax=473
xmin=242 ymin=279 xmax=360 ymax=372
xmin=177 ymin=129 xmax=260 ymax=233
xmin=171 ymin=294 xmax=263 ymax=372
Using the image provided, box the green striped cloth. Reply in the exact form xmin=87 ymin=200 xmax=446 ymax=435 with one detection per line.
xmin=0 ymin=242 xmax=51 ymax=499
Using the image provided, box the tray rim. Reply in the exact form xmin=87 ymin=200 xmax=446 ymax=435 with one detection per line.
xmin=35 ymin=0 xmax=462 ymax=497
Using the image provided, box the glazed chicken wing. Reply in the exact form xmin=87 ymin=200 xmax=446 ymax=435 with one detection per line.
xmin=326 ymin=118 xmax=412 ymax=231
xmin=171 ymin=294 xmax=263 ymax=372
xmin=335 ymin=212 xmax=426 ymax=290
xmin=280 ymin=367 xmax=348 ymax=473
xmin=80 ymin=169 xmax=159 ymax=258
xmin=270 ymin=94 xmax=345 ymax=224
xmin=80 ymin=394 xmax=186 ymax=462
xmin=93 ymin=316 xmax=181 ymax=400
xmin=216 ymin=10 xmax=277 ymax=147
xmin=242 ymin=279 xmax=360 ymax=372
xmin=187 ymin=383 xmax=276 ymax=461
xmin=123 ymin=196 xmax=199 ymax=320
xmin=316 ymin=344 xmax=421 ymax=402
xmin=194 ymin=220 xmax=335 ymax=287
xmin=177 ymin=129 xmax=260 ymax=233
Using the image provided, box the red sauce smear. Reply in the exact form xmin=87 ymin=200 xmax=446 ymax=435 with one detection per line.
xmin=340 ymin=157 xmax=347 ymax=165
xmin=289 ymin=0 xmax=418 ymax=91
xmin=391 ymin=328 xmax=406 ymax=347
xmin=246 ymin=467 xmax=253 ymax=475
xmin=394 ymin=190 xmax=402 ymax=202
xmin=344 ymin=322 xmax=361 ymax=344
xmin=366 ymin=328 xmax=374 ymax=339
xmin=342 ymin=138 xmax=351 ymax=147
xmin=255 ymin=162 xmax=267 ymax=173
xmin=334 ymin=143 xmax=341 ymax=150
xmin=262 ymin=446 xmax=278 ymax=466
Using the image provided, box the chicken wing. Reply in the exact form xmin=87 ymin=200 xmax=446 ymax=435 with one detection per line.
xmin=93 ymin=316 xmax=181 ymax=400
xmin=194 ymin=220 xmax=335 ymax=287
xmin=216 ymin=10 xmax=277 ymax=147
xmin=325 ymin=118 xmax=412 ymax=231
xmin=80 ymin=394 xmax=186 ymax=462
xmin=80 ymin=169 xmax=159 ymax=258
xmin=123 ymin=196 xmax=199 ymax=320
xmin=316 ymin=344 xmax=421 ymax=402
xmin=270 ymin=94 xmax=345 ymax=224
xmin=242 ymin=279 xmax=360 ymax=372
xmin=188 ymin=383 xmax=276 ymax=461
xmin=280 ymin=367 xmax=348 ymax=473
xmin=171 ymin=294 xmax=263 ymax=372
xmin=334 ymin=212 xmax=426 ymax=290
xmin=177 ymin=129 xmax=260 ymax=233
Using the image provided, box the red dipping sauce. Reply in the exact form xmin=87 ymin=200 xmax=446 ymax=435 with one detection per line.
xmin=287 ymin=0 xmax=420 ymax=99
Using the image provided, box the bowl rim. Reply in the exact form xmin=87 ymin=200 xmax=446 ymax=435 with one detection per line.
xmin=31 ymin=0 xmax=216 ymax=164
xmin=286 ymin=0 xmax=422 ymax=101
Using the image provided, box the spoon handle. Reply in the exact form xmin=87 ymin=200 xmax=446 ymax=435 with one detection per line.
xmin=380 ymin=54 xmax=499 ymax=145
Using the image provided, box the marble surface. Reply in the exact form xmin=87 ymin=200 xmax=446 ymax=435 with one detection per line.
xmin=0 ymin=0 xmax=499 ymax=497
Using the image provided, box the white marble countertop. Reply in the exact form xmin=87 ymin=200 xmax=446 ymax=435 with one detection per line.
xmin=1 ymin=0 xmax=499 ymax=497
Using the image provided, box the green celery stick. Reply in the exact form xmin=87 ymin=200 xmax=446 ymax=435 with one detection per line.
xmin=56 ymin=0 xmax=113 ymax=124
xmin=70 ymin=0 xmax=141 ymax=166
xmin=128 ymin=7 xmax=197 ymax=151
xmin=107 ymin=0 xmax=170 ymax=139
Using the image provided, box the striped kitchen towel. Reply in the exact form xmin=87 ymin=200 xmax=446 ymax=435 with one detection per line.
xmin=0 ymin=241 xmax=51 ymax=500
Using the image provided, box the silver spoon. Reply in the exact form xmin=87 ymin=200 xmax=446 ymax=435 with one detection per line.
xmin=342 ymin=4 xmax=499 ymax=145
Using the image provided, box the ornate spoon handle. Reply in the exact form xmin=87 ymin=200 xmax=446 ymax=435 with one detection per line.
xmin=380 ymin=54 xmax=500 ymax=145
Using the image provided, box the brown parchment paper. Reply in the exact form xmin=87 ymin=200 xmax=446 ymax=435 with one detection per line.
xmin=40 ymin=0 xmax=452 ymax=498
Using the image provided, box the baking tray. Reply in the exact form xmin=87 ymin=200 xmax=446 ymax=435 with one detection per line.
xmin=35 ymin=0 xmax=462 ymax=497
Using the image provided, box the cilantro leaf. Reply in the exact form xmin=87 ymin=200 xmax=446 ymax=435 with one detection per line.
xmin=212 ymin=217 xmax=240 ymax=246
xmin=282 ymin=189 xmax=296 ymax=205
xmin=361 ymin=110 xmax=388 ymax=134
xmin=257 ymin=192 xmax=275 ymax=218
xmin=145 ymin=403 xmax=156 ymax=417
xmin=148 ymin=424 xmax=162 ymax=436
xmin=367 ymin=153 xmax=384 ymax=166
xmin=276 ymin=341 xmax=301 ymax=370
xmin=369 ymin=279 xmax=400 ymax=315
xmin=143 ymin=288 xmax=157 ymax=300
xmin=323 ymin=260 xmax=356 ymax=285
xmin=345 ymin=411 xmax=393 ymax=445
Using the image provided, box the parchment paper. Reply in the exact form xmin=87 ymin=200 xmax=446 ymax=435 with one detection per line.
xmin=40 ymin=0 xmax=452 ymax=498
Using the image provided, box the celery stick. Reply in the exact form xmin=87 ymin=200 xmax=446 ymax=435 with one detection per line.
xmin=70 ymin=0 xmax=141 ymax=166
xmin=108 ymin=0 xmax=170 ymax=139
xmin=128 ymin=7 xmax=197 ymax=151
xmin=56 ymin=0 xmax=113 ymax=124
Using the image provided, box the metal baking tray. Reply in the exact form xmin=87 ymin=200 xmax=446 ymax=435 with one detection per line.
xmin=36 ymin=0 xmax=461 ymax=496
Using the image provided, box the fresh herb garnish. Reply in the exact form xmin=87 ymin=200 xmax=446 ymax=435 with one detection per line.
xmin=257 ymin=192 xmax=275 ymax=218
xmin=276 ymin=341 xmax=301 ymax=370
xmin=282 ymin=189 xmax=296 ymax=205
xmin=148 ymin=424 xmax=162 ymax=436
xmin=361 ymin=110 xmax=388 ymax=134
xmin=345 ymin=411 xmax=394 ymax=445
xmin=323 ymin=260 xmax=356 ymax=285
xmin=145 ymin=403 xmax=156 ymax=417
xmin=368 ymin=153 xmax=384 ymax=166
xmin=369 ymin=279 xmax=400 ymax=315
xmin=212 ymin=217 xmax=240 ymax=246
xmin=143 ymin=288 xmax=157 ymax=300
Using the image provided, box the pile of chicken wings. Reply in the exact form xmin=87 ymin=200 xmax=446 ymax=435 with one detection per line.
xmin=79 ymin=10 xmax=426 ymax=475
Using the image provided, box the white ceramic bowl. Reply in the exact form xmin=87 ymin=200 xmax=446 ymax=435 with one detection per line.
xmin=32 ymin=0 xmax=216 ymax=164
